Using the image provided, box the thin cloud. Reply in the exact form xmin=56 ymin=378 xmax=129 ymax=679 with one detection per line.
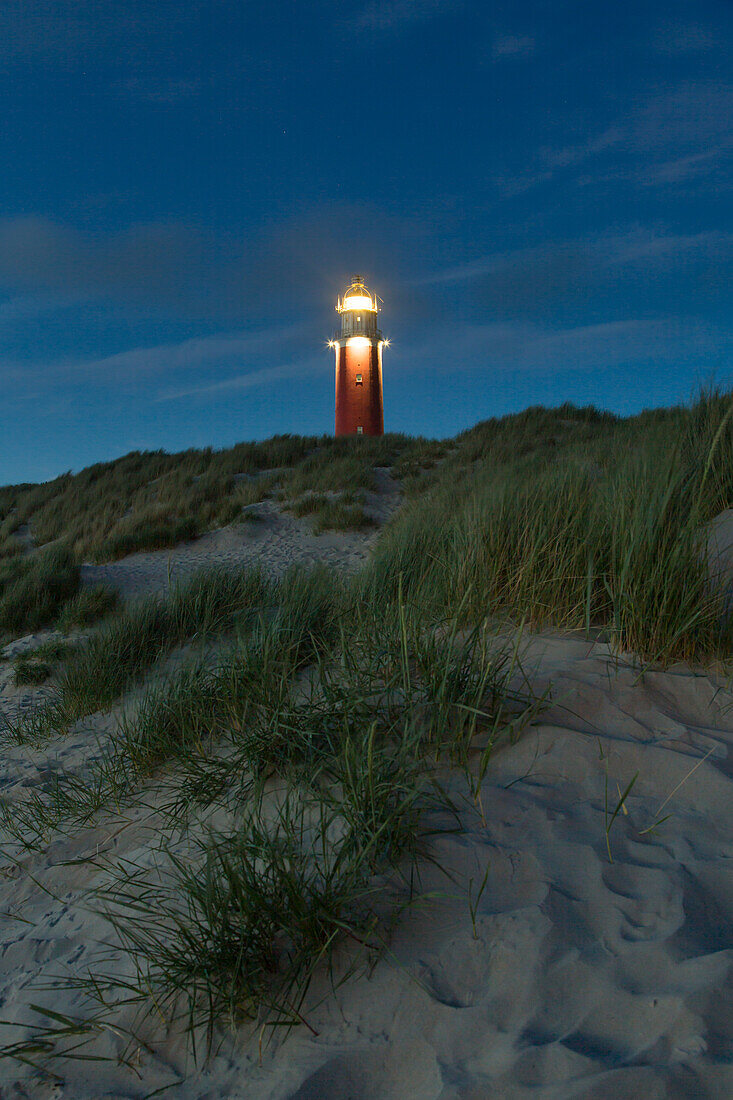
xmin=0 ymin=217 xmax=213 ymax=306
xmin=0 ymin=1 xmax=204 ymax=66
xmin=351 ymin=0 xmax=460 ymax=33
xmin=422 ymin=228 xmax=733 ymax=281
xmin=540 ymin=128 xmax=622 ymax=171
xmin=416 ymin=229 xmax=733 ymax=323
xmin=633 ymin=144 xmax=733 ymax=187
xmin=0 ymin=293 xmax=75 ymax=328
xmin=1 ymin=324 xmax=313 ymax=406
xmin=0 ymin=204 xmax=424 ymax=322
xmin=63 ymin=326 xmax=308 ymax=382
xmin=652 ymin=21 xmax=719 ymax=55
xmin=603 ymin=228 xmax=733 ymax=266
xmin=418 ymin=244 xmax=584 ymax=292
xmin=408 ymin=316 xmax=733 ymax=376
xmin=634 ymin=83 xmax=733 ymax=152
xmin=157 ymin=357 xmax=330 ymax=402
xmin=496 ymin=83 xmax=733 ymax=195
xmin=490 ymin=34 xmax=535 ymax=62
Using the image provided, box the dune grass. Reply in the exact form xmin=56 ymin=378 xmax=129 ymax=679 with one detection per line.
xmin=96 ymin=510 xmax=199 ymax=561
xmin=8 ymin=390 xmax=732 ymax=739
xmin=65 ymin=578 xmax=536 ymax=1048
xmin=95 ymin=771 xmax=430 ymax=1047
xmin=0 ymin=559 xmax=539 ymax=1052
xmin=0 ymin=546 xmax=117 ymax=649
xmin=12 ymin=658 xmax=53 ymax=685
xmin=57 ymin=584 xmax=119 ymax=633
xmin=0 ymin=545 xmax=80 ymax=637
xmin=279 ymin=454 xmax=378 ymax=498
xmin=12 ymin=639 xmax=77 ymax=686
xmin=2 ymin=392 xmax=733 ymax=1070
xmin=286 ymin=492 xmax=376 ymax=533
xmin=0 ymin=539 xmax=24 ymax=563
xmin=116 ymin=567 xmax=342 ymax=772
xmin=358 ymin=391 xmax=733 ymax=662
xmin=311 ymin=499 xmax=376 ymax=533
xmin=36 ymin=567 xmax=274 ymax=732
xmin=0 ymin=432 xmax=434 ymax=564
xmin=92 ymin=393 xmax=732 ymax=1044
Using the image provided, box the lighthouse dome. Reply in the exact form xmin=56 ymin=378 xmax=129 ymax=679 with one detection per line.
xmin=339 ymin=276 xmax=377 ymax=312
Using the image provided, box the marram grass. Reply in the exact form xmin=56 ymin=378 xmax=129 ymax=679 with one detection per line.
xmin=0 ymin=431 xmax=436 ymax=562
xmin=2 ymin=392 xmax=733 ymax=1074
xmin=360 ymin=391 xmax=733 ymax=663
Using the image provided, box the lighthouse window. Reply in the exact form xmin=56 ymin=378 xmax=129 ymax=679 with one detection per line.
xmin=356 ymin=426 xmax=363 ymax=434
xmin=355 ymin=374 xmax=362 ymax=384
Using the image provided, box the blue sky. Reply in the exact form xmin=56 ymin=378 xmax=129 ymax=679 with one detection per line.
xmin=1 ymin=0 xmax=731 ymax=484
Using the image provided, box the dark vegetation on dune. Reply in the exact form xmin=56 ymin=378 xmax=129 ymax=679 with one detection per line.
xmin=1 ymin=391 xmax=732 ymax=1070
xmin=0 ymin=546 xmax=80 ymax=637
xmin=0 ymin=548 xmax=118 ymax=641
xmin=0 ymin=433 xmax=442 ymax=564
xmin=0 ymin=433 xmax=440 ymax=636
xmin=367 ymin=392 xmax=733 ymax=662
xmin=4 ymin=387 xmax=725 ymax=659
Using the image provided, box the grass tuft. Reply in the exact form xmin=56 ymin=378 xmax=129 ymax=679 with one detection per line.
xmin=0 ymin=545 xmax=80 ymax=637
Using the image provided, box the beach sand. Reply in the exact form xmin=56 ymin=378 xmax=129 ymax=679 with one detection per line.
xmin=0 ymin=494 xmax=731 ymax=1098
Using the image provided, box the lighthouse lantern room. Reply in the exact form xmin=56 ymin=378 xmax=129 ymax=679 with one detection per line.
xmin=330 ymin=276 xmax=386 ymax=437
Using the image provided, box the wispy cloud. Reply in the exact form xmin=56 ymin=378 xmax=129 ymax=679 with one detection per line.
xmin=652 ymin=21 xmax=719 ymax=55
xmin=634 ymin=83 xmax=733 ymax=152
xmin=0 ymin=293 xmax=74 ymax=328
xmin=507 ymin=318 xmax=674 ymax=369
xmin=409 ymin=315 xmax=733 ymax=377
xmin=157 ymin=357 xmax=330 ymax=402
xmin=0 ymin=204 xmax=424 ymax=322
xmin=540 ymin=128 xmax=623 ymax=172
xmin=421 ymin=229 xmax=733 ymax=287
xmin=490 ymin=34 xmax=535 ymax=62
xmin=87 ymin=328 xmax=304 ymax=377
xmin=632 ymin=146 xmax=733 ymax=187
xmin=0 ymin=1 xmax=205 ymax=67
xmin=0 ymin=217 xmax=212 ymax=306
xmin=0 ymin=1 xmax=120 ymax=63
xmin=495 ymin=82 xmax=733 ymax=195
xmin=603 ymin=228 xmax=732 ymax=266
xmin=415 ymin=228 xmax=733 ymax=324
xmin=351 ymin=0 xmax=460 ymax=33
xmin=2 ymin=323 xmax=315 ymax=400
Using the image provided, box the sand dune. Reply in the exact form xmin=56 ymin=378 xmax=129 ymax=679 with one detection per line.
xmin=80 ymin=468 xmax=401 ymax=602
xmin=0 ymin=628 xmax=731 ymax=1098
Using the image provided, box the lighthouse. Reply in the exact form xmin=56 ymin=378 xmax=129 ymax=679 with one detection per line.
xmin=330 ymin=276 xmax=386 ymax=437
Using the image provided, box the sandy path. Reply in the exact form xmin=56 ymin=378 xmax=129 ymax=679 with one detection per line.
xmin=80 ymin=468 xmax=401 ymax=602
xmin=0 ymin=634 xmax=731 ymax=1098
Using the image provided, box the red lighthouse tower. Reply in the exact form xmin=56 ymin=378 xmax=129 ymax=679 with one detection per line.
xmin=331 ymin=276 xmax=386 ymax=436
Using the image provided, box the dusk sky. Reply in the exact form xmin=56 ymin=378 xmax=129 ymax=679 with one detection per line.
xmin=1 ymin=0 xmax=731 ymax=485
